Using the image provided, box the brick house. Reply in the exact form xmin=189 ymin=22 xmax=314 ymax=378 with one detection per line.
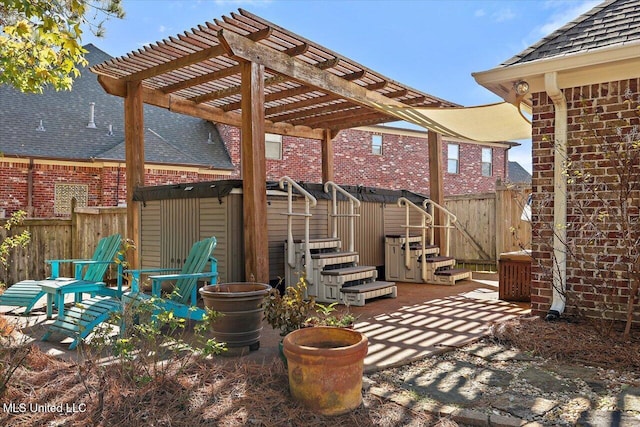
xmin=474 ymin=0 xmax=640 ymax=323
xmin=1 ymin=44 xmax=514 ymax=219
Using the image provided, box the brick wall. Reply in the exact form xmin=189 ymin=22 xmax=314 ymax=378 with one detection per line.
xmin=530 ymin=78 xmax=640 ymax=321
xmin=219 ymin=124 xmax=507 ymax=195
xmin=1 ymin=125 xmax=508 ymax=218
xmin=0 ymin=162 xmax=230 ymax=218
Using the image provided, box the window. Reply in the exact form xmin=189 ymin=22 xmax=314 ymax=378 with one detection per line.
xmin=371 ymin=134 xmax=383 ymax=155
xmin=481 ymin=147 xmax=493 ymax=177
xmin=54 ymin=183 xmax=88 ymax=215
xmin=447 ymin=144 xmax=459 ymax=174
xmin=265 ymin=133 xmax=282 ymax=160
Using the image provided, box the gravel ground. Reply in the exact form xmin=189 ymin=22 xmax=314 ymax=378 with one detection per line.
xmin=366 ymin=316 xmax=640 ymax=426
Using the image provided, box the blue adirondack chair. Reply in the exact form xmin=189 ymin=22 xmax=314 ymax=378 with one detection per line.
xmin=42 ymin=236 xmax=218 ymax=350
xmin=0 ymin=233 xmax=122 ymax=318
xmin=124 ymin=236 xmax=219 ymax=321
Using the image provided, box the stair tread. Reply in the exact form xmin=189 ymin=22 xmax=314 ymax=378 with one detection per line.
xmin=425 ymin=256 xmax=454 ymax=262
xmin=435 ymin=268 xmax=470 ymax=276
xmin=321 ymin=266 xmax=376 ymax=276
xmin=311 ymin=251 xmax=357 ymax=259
xmin=404 ymin=243 xmax=439 ymax=250
xmin=293 ymin=238 xmax=341 ymax=244
xmin=341 ymin=281 xmax=395 ymax=293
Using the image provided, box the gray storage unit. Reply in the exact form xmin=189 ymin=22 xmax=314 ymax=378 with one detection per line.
xmin=135 ymin=180 xmax=428 ymax=287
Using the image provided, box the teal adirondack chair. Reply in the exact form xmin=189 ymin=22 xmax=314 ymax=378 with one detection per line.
xmin=124 ymin=236 xmax=219 ymax=321
xmin=42 ymin=236 xmax=218 ymax=350
xmin=0 ymin=233 xmax=122 ymax=318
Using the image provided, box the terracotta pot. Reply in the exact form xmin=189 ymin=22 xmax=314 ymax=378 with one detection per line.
xmin=282 ymin=326 xmax=368 ymax=415
xmin=199 ymin=282 xmax=271 ymax=350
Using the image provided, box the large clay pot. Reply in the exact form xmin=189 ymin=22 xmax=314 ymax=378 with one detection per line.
xmin=282 ymin=326 xmax=368 ymax=416
xmin=199 ymin=282 xmax=271 ymax=350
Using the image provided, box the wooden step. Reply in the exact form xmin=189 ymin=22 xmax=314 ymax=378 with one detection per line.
xmin=425 ymin=256 xmax=454 ymax=263
xmin=321 ymin=265 xmax=377 ymax=286
xmin=311 ymin=251 xmax=357 ymax=260
xmin=403 ymin=243 xmax=439 ymax=251
xmin=435 ymin=268 xmax=469 ymax=276
xmin=341 ymin=280 xmax=396 ymax=293
xmin=322 ymin=266 xmax=376 ymax=276
xmin=340 ymin=280 xmax=397 ymax=307
xmin=311 ymin=251 xmax=358 ymax=269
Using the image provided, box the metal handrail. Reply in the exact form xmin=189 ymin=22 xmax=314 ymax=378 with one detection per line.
xmin=422 ymin=199 xmax=456 ymax=257
xmin=397 ymin=197 xmax=432 ymax=282
xmin=324 ymin=181 xmax=360 ymax=253
xmin=279 ymin=176 xmax=317 ymax=283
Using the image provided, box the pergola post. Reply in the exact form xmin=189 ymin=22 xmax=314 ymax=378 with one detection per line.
xmin=428 ymin=130 xmax=445 ymax=249
xmin=124 ymin=80 xmax=144 ymax=268
xmin=240 ymin=61 xmax=269 ymax=283
xmin=321 ymin=129 xmax=334 ymax=183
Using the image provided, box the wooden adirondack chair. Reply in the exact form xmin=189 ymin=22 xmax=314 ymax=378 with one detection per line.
xmin=124 ymin=236 xmax=219 ymax=321
xmin=0 ymin=233 xmax=122 ymax=318
xmin=42 ymin=236 xmax=218 ymax=350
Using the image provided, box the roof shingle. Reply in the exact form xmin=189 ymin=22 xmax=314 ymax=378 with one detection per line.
xmin=0 ymin=44 xmax=234 ymax=170
xmin=502 ymin=0 xmax=640 ymax=66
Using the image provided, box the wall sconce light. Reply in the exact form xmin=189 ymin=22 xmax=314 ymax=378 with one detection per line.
xmin=514 ymin=80 xmax=530 ymax=96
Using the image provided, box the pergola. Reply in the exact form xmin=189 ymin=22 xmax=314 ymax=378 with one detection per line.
xmin=91 ymin=9 xmax=459 ymax=282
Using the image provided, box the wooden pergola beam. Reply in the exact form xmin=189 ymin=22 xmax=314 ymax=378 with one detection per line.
xmin=269 ymin=99 xmax=348 ymax=123
xmin=124 ymin=81 xmax=144 ymax=267
xmin=240 ymin=60 xmax=269 ymax=283
xmin=125 ymin=44 xmax=227 ymax=82
xmin=218 ymin=30 xmax=408 ymax=112
xmin=98 ymin=74 xmax=325 ymax=140
xmin=428 ymin=131 xmax=445 ymax=247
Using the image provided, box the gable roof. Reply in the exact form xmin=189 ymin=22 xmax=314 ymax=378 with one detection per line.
xmin=503 ymin=0 xmax=640 ymax=66
xmin=472 ymin=0 xmax=640 ymax=106
xmin=0 ymin=44 xmax=234 ymax=169
xmin=507 ymin=161 xmax=532 ymax=184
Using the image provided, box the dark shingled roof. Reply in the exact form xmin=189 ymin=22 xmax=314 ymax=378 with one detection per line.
xmin=502 ymin=0 xmax=640 ymax=66
xmin=0 ymin=44 xmax=234 ymax=169
xmin=508 ymin=161 xmax=532 ymax=184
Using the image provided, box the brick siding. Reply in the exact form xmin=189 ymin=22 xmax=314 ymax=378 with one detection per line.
xmin=530 ymin=78 xmax=640 ymax=322
xmin=1 ymin=126 xmax=507 ymax=218
xmin=219 ymin=125 xmax=507 ymax=195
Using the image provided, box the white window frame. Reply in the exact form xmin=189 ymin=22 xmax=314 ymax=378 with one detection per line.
xmin=265 ymin=133 xmax=283 ymax=160
xmin=447 ymin=144 xmax=459 ymax=174
xmin=371 ymin=134 xmax=383 ymax=155
xmin=481 ymin=147 xmax=493 ymax=177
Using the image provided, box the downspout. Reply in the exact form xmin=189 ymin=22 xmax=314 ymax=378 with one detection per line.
xmin=26 ymin=158 xmax=34 ymax=217
xmin=544 ymin=72 xmax=567 ymax=320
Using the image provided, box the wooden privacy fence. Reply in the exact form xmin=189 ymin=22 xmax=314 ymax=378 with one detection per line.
xmin=1 ymin=185 xmax=530 ymax=285
xmin=445 ymin=184 xmax=531 ymax=268
xmin=0 ymin=207 xmax=126 ymax=286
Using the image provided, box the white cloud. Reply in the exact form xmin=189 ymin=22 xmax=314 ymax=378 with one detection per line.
xmin=537 ymin=0 xmax=600 ymax=36
xmin=159 ymin=25 xmax=167 ymax=33
xmin=493 ymin=8 xmax=516 ymax=22
xmin=475 ymin=9 xmax=486 ymax=17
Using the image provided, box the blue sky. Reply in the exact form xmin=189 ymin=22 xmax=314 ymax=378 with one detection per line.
xmin=82 ymin=0 xmax=601 ymax=173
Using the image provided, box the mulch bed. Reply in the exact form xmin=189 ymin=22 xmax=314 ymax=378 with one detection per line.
xmin=488 ymin=315 xmax=640 ymax=371
xmin=1 ymin=314 xmax=639 ymax=426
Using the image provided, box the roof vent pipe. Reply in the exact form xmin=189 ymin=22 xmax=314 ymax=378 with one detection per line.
xmin=87 ymin=102 xmax=97 ymax=128
xmin=36 ymin=119 xmax=45 ymax=132
xmin=107 ymin=124 xmax=113 ymax=136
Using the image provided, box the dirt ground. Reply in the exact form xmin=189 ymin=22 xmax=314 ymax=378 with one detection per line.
xmin=1 ymin=314 xmax=639 ymax=427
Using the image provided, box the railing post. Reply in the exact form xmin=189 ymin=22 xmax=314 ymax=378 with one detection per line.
xmin=279 ymin=177 xmax=317 ymax=284
xmin=324 ymin=181 xmax=360 ymax=253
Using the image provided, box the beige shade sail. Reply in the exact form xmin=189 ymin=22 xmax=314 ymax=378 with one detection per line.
xmin=371 ymin=101 xmax=532 ymax=142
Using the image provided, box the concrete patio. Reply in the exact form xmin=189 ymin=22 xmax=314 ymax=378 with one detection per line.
xmin=1 ymin=274 xmax=530 ymax=373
